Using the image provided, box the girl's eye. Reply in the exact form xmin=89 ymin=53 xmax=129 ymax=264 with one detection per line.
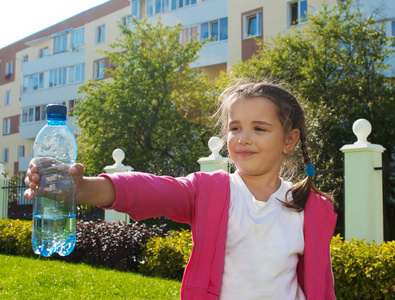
xmin=255 ymin=127 xmax=266 ymax=132
xmin=230 ymin=126 xmax=239 ymax=131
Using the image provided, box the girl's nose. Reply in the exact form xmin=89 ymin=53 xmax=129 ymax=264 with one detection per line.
xmin=238 ymin=132 xmax=252 ymax=145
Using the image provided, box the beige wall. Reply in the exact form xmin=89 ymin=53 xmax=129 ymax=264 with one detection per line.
xmin=201 ymin=63 xmax=227 ymax=81
xmin=84 ymin=7 xmax=130 ymax=81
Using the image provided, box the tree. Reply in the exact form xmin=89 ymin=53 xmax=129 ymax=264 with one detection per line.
xmin=219 ymin=0 xmax=395 ymax=236
xmin=73 ymin=18 xmax=216 ymax=176
xmin=220 ymin=0 xmax=394 ymax=172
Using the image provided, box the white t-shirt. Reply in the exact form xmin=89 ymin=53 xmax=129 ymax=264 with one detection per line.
xmin=220 ymin=171 xmax=306 ymax=300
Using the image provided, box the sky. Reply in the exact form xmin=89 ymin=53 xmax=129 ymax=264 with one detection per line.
xmin=0 ymin=0 xmax=111 ymax=49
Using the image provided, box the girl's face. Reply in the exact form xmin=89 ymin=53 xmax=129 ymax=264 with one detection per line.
xmin=227 ymin=97 xmax=299 ymax=178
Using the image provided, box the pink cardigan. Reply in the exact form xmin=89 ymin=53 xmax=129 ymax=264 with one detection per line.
xmin=100 ymin=170 xmax=337 ymax=299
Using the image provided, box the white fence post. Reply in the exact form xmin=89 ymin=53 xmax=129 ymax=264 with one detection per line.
xmin=340 ymin=119 xmax=385 ymax=243
xmin=198 ymin=137 xmax=232 ymax=172
xmin=0 ymin=164 xmax=8 ymax=219
xmin=103 ymin=149 xmax=133 ymax=223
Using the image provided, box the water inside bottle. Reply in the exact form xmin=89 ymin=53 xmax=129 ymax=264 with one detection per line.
xmin=32 ymin=200 xmax=76 ymax=257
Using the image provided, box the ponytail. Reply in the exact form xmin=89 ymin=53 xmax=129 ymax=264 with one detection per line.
xmin=281 ymin=129 xmax=334 ymax=212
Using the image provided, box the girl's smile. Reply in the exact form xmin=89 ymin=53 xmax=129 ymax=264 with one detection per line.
xmin=236 ymin=150 xmax=256 ymax=156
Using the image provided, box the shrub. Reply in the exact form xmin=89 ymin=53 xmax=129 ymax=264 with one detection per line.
xmin=140 ymin=229 xmax=192 ymax=280
xmin=331 ymin=235 xmax=395 ymax=299
xmin=139 ymin=231 xmax=395 ymax=299
xmin=60 ymin=220 xmax=168 ymax=272
xmin=0 ymin=219 xmax=33 ymax=257
xmin=0 ymin=218 xmax=168 ymax=272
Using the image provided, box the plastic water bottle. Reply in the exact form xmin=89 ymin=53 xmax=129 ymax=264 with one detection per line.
xmin=32 ymin=104 xmax=78 ymax=257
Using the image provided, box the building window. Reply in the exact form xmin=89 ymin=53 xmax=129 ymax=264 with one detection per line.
xmin=219 ymin=18 xmax=228 ymax=41
xmin=21 ymin=105 xmax=47 ymax=124
xmin=147 ymin=0 xmax=196 ymax=16
xmin=49 ymin=68 xmax=67 ymax=87
xmin=146 ymin=0 xmax=169 ymax=16
xmin=22 ymin=55 xmax=29 ymax=62
xmin=41 ymin=105 xmax=47 ymax=120
xmin=5 ymin=90 xmax=12 ymax=106
xmin=131 ymin=0 xmax=140 ymax=19
xmin=96 ymin=25 xmax=105 ymax=44
xmin=28 ymin=108 xmax=34 ymax=122
xmin=146 ymin=0 xmax=153 ymax=16
xmin=174 ymin=0 xmax=197 ymax=10
xmin=69 ymin=99 xmax=76 ymax=113
xmin=210 ymin=21 xmax=219 ymax=41
xmin=54 ymin=35 xmax=68 ymax=53
xmin=22 ymin=109 xmax=27 ymax=123
xmin=6 ymin=61 xmax=13 ymax=75
xmin=34 ymin=106 xmax=41 ymax=122
xmin=180 ymin=25 xmax=199 ymax=45
xmin=3 ymin=119 xmax=11 ymax=135
xmin=38 ymin=47 xmax=49 ymax=58
xmin=94 ymin=60 xmax=105 ymax=79
xmin=71 ymin=28 xmax=85 ymax=48
xmin=244 ymin=12 xmax=262 ymax=39
xmin=121 ymin=16 xmax=132 ymax=31
xmin=18 ymin=146 xmax=25 ymax=160
xmin=157 ymin=0 xmax=169 ymax=14
xmin=39 ymin=73 xmax=45 ymax=89
xmin=69 ymin=64 xmax=85 ymax=84
xmin=2 ymin=149 xmax=8 ymax=164
xmin=288 ymin=0 xmax=307 ymax=26
xmin=201 ymin=18 xmax=228 ymax=42
xmin=23 ymin=74 xmax=43 ymax=92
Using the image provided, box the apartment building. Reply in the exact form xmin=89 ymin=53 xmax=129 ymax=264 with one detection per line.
xmin=135 ymin=0 xmax=228 ymax=80
xmin=1 ymin=0 xmax=394 ymax=176
xmin=228 ymin=0 xmax=395 ymax=67
xmin=0 ymin=0 xmax=130 ymax=175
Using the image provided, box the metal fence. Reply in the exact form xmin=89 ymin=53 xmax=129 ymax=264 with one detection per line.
xmin=379 ymin=152 xmax=395 ymax=241
xmin=313 ymin=167 xmax=345 ymax=237
xmin=2 ymin=177 xmax=32 ymax=220
xmin=2 ymin=176 xmax=104 ymax=221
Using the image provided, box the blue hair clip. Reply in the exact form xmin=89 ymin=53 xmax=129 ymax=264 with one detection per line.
xmin=305 ymin=164 xmax=315 ymax=177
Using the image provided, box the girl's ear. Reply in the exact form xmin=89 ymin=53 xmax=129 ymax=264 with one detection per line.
xmin=283 ymin=129 xmax=300 ymax=154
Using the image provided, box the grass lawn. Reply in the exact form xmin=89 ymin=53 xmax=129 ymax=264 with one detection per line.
xmin=0 ymin=254 xmax=181 ymax=299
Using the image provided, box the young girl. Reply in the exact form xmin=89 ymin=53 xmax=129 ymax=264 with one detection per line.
xmin=25 ymin=80 xmax=337 ymax=300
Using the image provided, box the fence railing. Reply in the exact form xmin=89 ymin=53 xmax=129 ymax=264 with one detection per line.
xmin=1 ymin=177 xmax=104 ymax=222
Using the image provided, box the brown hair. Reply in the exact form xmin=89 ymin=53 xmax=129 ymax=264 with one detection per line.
xmin=216 ymin=79 xmax=333 ymax=211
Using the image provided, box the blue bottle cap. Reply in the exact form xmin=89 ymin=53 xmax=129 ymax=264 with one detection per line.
xmin=46 ymin=104 xmax=67 ymax=115
xmin=46 ymin=104 xmax=67 ymax=120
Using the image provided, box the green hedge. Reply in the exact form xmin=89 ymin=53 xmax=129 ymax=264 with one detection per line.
xmin=0 ymin=218 xmax=168 ymax=272
xmin=331 ymin=235 xmax=395 ymax=299
xmin=2 ymin=219 xmax=394 ymax=299
xmin=0 ymin=219 xmax=33 ymax=257
xmin=141 ymin=233 xmax=395 ymax=299
xmin=139 ymin=230 xmax=192 ymax=280
xmin=62 ymin=220 xmax=168 ymax=272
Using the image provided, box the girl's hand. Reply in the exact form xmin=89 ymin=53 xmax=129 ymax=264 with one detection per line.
xmin=24 ymin=158 xmax=85 ymax=203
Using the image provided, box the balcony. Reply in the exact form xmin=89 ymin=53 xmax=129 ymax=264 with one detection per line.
xmin=19 ymin=116 xmax=78 ymax=140
xmin=22 ymin=48 xmax=85 ymax=76
xmin=192 ymin=41 xmax=228 ymax=68
xmin=148 ymin=0 xmax=227 ymax=26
